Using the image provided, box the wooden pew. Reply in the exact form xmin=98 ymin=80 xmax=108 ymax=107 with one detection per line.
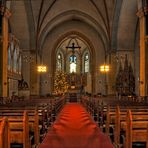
xmin=124 ymin=110 xmax=148 ymax=148
xmin=0 ymin=96 xmax=66 ymax=147
xmin=0 ymin=110 xmax=39 ymax=148
xmin=80 ymin=95 xmax=104 ymax=127
xmin=81 ymin=96 xmax=148 ymax=147
xmin=0 ymin=111 xmax=30 ymax=148
xmin=106 ymin=106 xmax=148 ymax=131
xmin=105 ymin=105 xmax=148 ymax=146
xmin=0 ymin=117 xmax=10 ymax=148
xmin=0 ymin=105 xmax=51 ymax=142
xmin=115 ymin=108 xmax=148 ymax=146
xmin=51 ymin=96 xmax=66 ymax=122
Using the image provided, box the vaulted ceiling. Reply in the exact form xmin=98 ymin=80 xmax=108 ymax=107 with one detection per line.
xmin=9 ymin=0 xmax=139 ymax=54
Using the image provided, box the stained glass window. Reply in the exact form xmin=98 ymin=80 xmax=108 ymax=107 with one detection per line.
xmin=57 ymin=53 xmax=62 ymax=71
xmin=13 ymin=48 xmax=17 ymax=72
xmin=8 ymin=45 xmax=11 ymax=70
xmin=70 ymin=55 xmax=77 ymax=73
xmin=18 ymin=55 xmax=22 ymax=74
xmin=84 ymin=53 xmax=89 ymax=73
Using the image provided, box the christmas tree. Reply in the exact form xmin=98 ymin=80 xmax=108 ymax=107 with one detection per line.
xmin=54 ymin=70 xmax=69 ymax=95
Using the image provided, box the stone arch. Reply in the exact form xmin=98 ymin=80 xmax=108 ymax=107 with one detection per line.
xmin=38 ymin=10 xmax=109 ymax=53
xmin=50 ymin=31 xmax=99 ymax=93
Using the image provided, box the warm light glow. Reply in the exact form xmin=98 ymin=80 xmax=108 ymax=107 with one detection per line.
xmin=37 ymin=65 xmax=47 ymax=72
xmin=71 ymin=85 xmax=75 ymax=89
xmin=100 ymin=64 xmax=110 ymax=72
xmin=70 ymin=62 xmax=76 ymax=73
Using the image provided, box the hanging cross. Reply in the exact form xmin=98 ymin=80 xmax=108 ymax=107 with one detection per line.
xmin=66 ymin=42 xmax=81 ymax=62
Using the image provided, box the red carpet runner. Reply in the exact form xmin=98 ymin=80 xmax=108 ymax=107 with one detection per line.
xmin=39 ymin=103 xmax=113 ymax=148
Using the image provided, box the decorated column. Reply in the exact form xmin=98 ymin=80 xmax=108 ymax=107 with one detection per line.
xmin=107 ymin=53 xmax=117 ymax=95
xmin=137 ymin=1 xmax=148 ymax=96
xmin=0 ymin=4 xmax=11 ymax=97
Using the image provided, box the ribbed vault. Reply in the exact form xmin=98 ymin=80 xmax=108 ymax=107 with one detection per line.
xmin=9 ymin=0 xmax=139 ymax=54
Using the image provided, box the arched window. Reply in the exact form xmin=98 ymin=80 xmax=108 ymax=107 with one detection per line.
xmin=70 ymin=55 xmax=77 ymax=73
xmin=84 ymin=53 xmax=89 ymax=73
xmin=57 ymin=53 xmax=62 ymax=71
xmin=8 ymin=44 xmax=11 ymax=70
xmin=13 ymin=48 xmax=17 ymax=72
xmin=18 ymin=55 xmax=22 ymax=74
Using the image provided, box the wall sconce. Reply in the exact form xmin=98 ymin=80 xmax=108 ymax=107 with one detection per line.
xmin=37 ymin=65 xmax=47 ymax=73
xmin=100 ymin=64 xmax=110 ymax=72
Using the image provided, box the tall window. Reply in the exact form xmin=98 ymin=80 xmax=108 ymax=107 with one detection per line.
xmin=84 ymin=53 xmax=89 ymax=73
xmin=57 ymin=53 xmax=62 ymax=71
xmin=8 ymin=45 xmax=11 ymax=70
xmin=13 ymin=48 xmax=17 ymax=72
xmin=18 ymin=55 xmax=22 ymax=74
xmin=70 ymin=55 xmax=77 ymax=73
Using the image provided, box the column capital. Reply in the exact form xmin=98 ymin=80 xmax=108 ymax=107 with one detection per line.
xmin=137 ymin=7 xmax=148 ymax=18
xmin=4 ymin=8 xmax=11 ymax=18
xmin=0 ymin=5 xmax=11 ymax=18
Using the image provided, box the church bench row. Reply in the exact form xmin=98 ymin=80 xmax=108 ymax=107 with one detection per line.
xmin=49 ymin=96 xmax=67 ymax=121
xmin=80 ymin=95 xmax=148 ymax=116
xmin=0 ymin=109 xmax=52 ymax=148
xmin=105 ymin=106 xmax=148 ymax=147
xmin=106 ymin=106 xmax=148 ymax=126
xmin=0 ymin=96 xmax=66 ymax=148
xmin=122 ymin=110 xmax=148 ymax=148
xmin=0 ymin=117 xmax=9 ymax=148
xmin=0 ymin=108 xmax=50 ymax=130
xmin=0 ymin=102 xmax=53 ymax=146
xmin=105 ymin=105 xmax=148 ymax=134
xmin=105 ymin=105 xmax=148 ymax=131
xmin=80 ymin=96 xmax=104 ymax=126
xmin=118 ymin=95 xmax=148 ymax=103
xmin=81 ymin=96 xmax=148 ymax=147
xmin=0 ymin=96 xmax=62 ymax=117
xmin=0 ymin=107 xmax=55 ymax=143
xmin=0 ymin=96 xmax=66 ymax=121
xmin=80 ymin=96 xmax=100 ymax=112
xmin=0 ymin=111 xmax=35 ymax=148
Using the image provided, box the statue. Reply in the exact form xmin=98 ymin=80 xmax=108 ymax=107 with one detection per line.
xmin=18 ymin=76 xmax=29 ymax=90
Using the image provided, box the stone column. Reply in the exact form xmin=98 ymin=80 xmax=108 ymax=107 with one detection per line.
xmin=30 ymin=51 xmax=40 ymax=96
xmin=137 ymin=5 xmax=148 ymax=96
xmin=107 ymin=53 xmax=117 ymax=95
xmin=0 ymin=8 xmax=11 ymax=97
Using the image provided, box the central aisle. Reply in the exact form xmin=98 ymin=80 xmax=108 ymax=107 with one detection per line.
xmin=40 ymin=103 xmax=113 ymax=148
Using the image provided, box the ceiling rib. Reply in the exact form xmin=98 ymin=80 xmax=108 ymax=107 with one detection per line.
xmin=90 ymin=0 xmax=109 ymax=40
xmin=103 ymin=0 xmax=111 ymax=42
xmin=36 ymin=0 xmax=44 ymax=50
xmin=38 ymin=0 xmax=57 ymax=36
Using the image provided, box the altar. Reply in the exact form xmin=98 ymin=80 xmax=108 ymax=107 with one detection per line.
xmin=67 ymin=72 xmax=87 ymax=89
xmin=66 ymin=73 xmax=87 ymax=102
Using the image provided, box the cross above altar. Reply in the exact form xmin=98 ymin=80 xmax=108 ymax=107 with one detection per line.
xmin=66 ymin=42 xmax=81 ymax=62
xmin=66 ymin=42 xmax=81 ymax=54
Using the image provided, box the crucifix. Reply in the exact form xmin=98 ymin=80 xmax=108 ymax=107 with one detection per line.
xmin=66 ymin=42 xmax=81 ymax=62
